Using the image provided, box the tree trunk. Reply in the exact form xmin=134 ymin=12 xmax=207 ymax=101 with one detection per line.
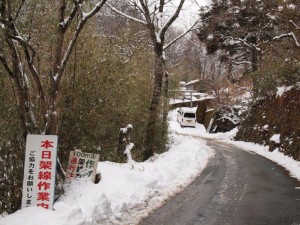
xmin=161 ymin=71 xmax=169 ymax=146
xmin=5 ymin=38 xmax=37 ymax=138
xmin=144 ymin=49 xmax=164 ymax=160
xmin=251 ymin=48 xmax=259 ymax=72
xmin=11 ymin=75 xmax=30 ymax=138
xmin=45 ymin=2 xmax=67 ymax=135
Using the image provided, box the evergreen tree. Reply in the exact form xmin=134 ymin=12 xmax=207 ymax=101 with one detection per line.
xmin=198 ymin=0 xmax=282 ymax=72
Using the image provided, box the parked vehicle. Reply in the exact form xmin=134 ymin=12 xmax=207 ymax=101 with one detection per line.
xmin=177 ymin=107 xmax=196 ymax=127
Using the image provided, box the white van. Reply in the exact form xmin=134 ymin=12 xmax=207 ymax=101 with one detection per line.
xmin=177 ymin=107 xmax=196 ymax=127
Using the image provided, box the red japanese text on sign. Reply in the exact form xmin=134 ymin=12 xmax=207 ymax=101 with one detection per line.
xmin=22 ymin=135 xmax=57 ymax=210
xmin=41 ymin=140 xmax=54 ymax=149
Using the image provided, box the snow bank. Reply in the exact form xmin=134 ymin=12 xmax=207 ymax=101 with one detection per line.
xmin=2 ymin=108 xmax=299 ymax=225
xmin=170 ymin=109 xmax=300 ymax=182
xmin=168 ymin=109 xmax=238 ymax=141
xmin=224 ymin=141 xmax=300 ymax=181
xmin=0 ymin=111 xmax=213 ymax=225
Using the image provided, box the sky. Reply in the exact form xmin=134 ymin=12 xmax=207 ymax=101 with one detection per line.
xmin=174 ymin=0 xmax=211 ymax=29
xmin=1 ymin=107 xmax=299 ymax=225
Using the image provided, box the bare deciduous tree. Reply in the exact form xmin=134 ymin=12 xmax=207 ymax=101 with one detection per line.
xmin=107 ymin=0 xmax=199 ymax=159
xmin=0 ymin=0 xmax=107 ymax=137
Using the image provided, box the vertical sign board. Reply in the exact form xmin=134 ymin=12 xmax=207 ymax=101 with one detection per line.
xmin=22 ymin=135 xmax=58 ymax=210
xmin=66 ymin=150 xmax=99 ymax=183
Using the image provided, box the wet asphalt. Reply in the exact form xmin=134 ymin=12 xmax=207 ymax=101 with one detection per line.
xmin=140 ymin=139 xmax=300 ymax=225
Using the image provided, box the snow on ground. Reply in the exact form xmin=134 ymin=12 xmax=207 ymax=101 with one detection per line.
xmin=1 ymin=108 xmax=300 ymax=225
xmin=168 ymin=108 xmax=238 ymax=141
xmin=168 ymin=109 xmax=300 ymax=181
xmin=0 ymin=110 xmax=214 ymax=225
xmin=276 ymin=85 xmax=293 ymax=97
xmin=224 ymin=140 xmax=300 ymax=181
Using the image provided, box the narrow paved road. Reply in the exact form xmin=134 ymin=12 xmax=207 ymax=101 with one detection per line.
xmin=140 ymin=139 xmax=300 ymax=225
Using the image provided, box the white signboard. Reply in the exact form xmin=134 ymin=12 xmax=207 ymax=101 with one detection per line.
xmin=66 ymin=150 xmax=99 ymax=182
xmin=22 ymin=135 xmax=58 ymax=210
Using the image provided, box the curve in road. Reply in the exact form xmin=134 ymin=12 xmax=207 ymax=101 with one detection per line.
xmin=140 ymin=139 xmax=300 ymax=225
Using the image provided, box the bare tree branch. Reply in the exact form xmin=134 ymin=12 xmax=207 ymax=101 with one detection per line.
xmin=164 ymin=19 xmax=199 ymax=51
xmin=159 ymin=0 xmax=165 ymax=13
xmin=0 ymin=52 xmax=14 ymax=77
xmin=4 ymin=15 xmax=47 ymax=111
xmin=14 ymin=0 xmax=25 ymax=21
xmin=56 ymin=0 xmax=108 ymax=85
xmin=106 ymin=3 xmax=146 ymax=24
xmin=224 ymin=35 xmax=261 ymax=52
xmin=60 ymin=0 xmax=84 ymax=30
xmin=231 ymin=61 xmax=252 ymax=66
xmin=273 ymin=32 xmax=300 ymax=47
xmin=290 ymin=20 xmax=300 ymax=30
xmin=159 ymin=0 xmax=185 ymax=39
xmin=138 ymin=0 xmax=153 ymax=26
